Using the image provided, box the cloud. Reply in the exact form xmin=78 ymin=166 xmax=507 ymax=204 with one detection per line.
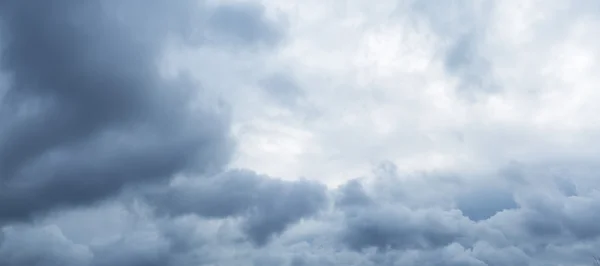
xmin=144 ymin=169 xmax=328 ymax=245
xmin=259 ymin=72 xmax=304 ymax=108
xmin=90 ymin=228 xmax=171 ymax=266
xmin=4 ymin=164 xmax=600 ymax=265
xmin=413 ymin=0 xmax=498 ymax=98
xmin=0 ymin=0 xmax=291 ymax=222
xmin=205 ymin=2 xmax=285 ymax=47
xmin=2 ymin=0 xmax=600 ymax=265
xmin=341 ymin=206 xmax=471 ymax=251
xmin=456 ymin=185 xmax=517 ymax=222
xmin=0 ymin=0 xmax=237 ymax=222
xmin=0 ymin=225 xmax=92 ymax=266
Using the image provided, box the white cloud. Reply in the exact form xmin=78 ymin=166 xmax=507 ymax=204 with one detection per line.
xmin=164 ymin=0 xmax=599 ymax=187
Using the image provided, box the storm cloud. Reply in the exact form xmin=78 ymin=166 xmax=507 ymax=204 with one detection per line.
xmin=2 ymin=0 xmax=600 ymax=266
xmin=3 ymin=163 xmax=600 ymax=265
xmin=145 ymin=169 xmax=328 ymax=245
xmin=0 ymin=0 xmax=242 ymax=222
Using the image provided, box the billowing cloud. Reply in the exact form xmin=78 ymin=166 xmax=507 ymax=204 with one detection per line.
xmin=2 ymin=0 xmax=600 ymax=265
xmin=145 ymin=169 xmax=328 ymax=245
xmin=5 ymin=163 xmax=600 ymax=265
xmin=0 ymin=0 xmax=241 ymax=222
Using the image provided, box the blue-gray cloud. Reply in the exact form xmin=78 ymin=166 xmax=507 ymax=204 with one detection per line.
xmin=260 ymin=72 xmax=303 ymax=106
xmin=412 ymin=0 xmax=498 ymax=98
xmin=144 ymin=169 xmax=328 ymax=246
xmin=2 ymin=1 xmax=600 ymax=266
xmin=206 ymin=2 xmax=285 ymax=47
xmin=0 ymin=0 xmax=289 ymax=223
xmin=4 ymin=162 xmax=600 ymax=265
xmin=456 ymin=186 xmax=517 ymax=221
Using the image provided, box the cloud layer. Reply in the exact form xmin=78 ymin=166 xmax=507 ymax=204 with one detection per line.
xmin=2 ymin=0 xmax=600 ymax=265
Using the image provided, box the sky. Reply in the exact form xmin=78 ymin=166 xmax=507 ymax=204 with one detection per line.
xmin=1 ymin=0 xmax=600 ymax=265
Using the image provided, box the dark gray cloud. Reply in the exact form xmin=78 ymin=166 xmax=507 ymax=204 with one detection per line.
xmin=145 ymin=169 xmax=328 ymax=246
xmin=5 ymin=165 xmax=600 ymax=266
xmin=0 ymin=0 xmax=288 ymax=223
xmin=341 ymin=206 xmax=470 ymax=251
xmin=456 ymin=185 xmax=517 ymax=221
xmin=334 ymin=178 xmax=373 ymax=208
xmin=326 ymin=162 xmax=600 ymax=265
xmin=0 ymin=0 xmax=232 ymax=222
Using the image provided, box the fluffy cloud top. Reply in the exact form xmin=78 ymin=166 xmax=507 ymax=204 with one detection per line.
xmin=1 ymin=0 xmax=600 ymax=265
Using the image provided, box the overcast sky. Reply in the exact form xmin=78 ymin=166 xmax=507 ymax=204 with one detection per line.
xmin=1 ymin=0 xmax=600 ymax=265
